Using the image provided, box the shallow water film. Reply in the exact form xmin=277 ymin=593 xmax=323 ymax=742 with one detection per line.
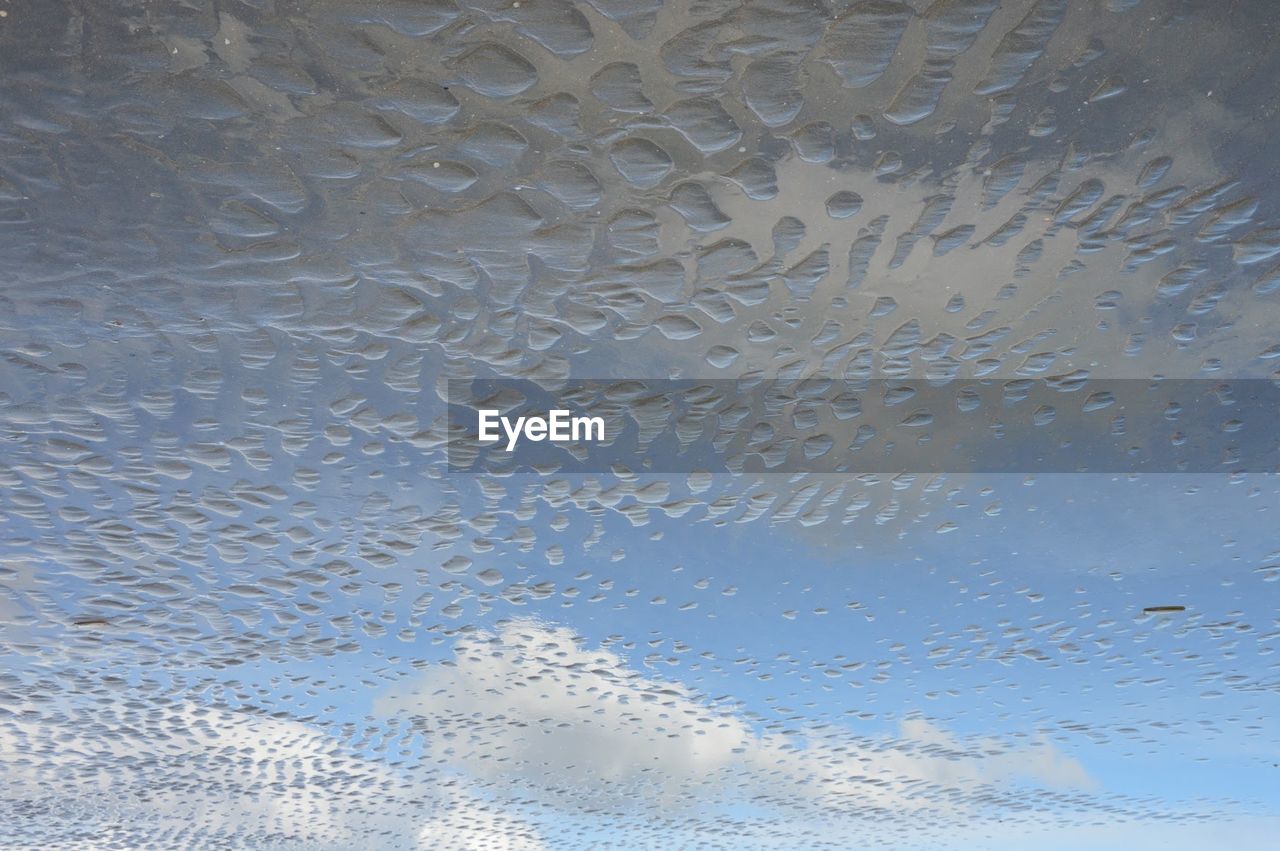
xmin=2 ymin=0 xmax=1280 ymax=848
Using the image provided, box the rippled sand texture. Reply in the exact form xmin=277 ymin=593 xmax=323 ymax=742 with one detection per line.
xmin=2 ymin=1 xmax=1280 ymax=849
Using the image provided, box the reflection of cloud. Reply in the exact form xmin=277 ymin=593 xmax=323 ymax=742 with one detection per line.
xmin=376 ymin=617 xmax=1093 ymax=817
xmin=378 ymin=618 xmax=744 ymax=799
xmin=0 ymin=701 xmax=545 ymax=851
xmin=897 ymin=716 xmax=1093 ymax=790
xmin=417 ymin=793 xmax=548 ymax=851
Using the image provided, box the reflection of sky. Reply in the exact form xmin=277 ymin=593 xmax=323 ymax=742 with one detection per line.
xmin=16 ymin=462 xmax=1275 ymax=847
xmin=4 ymin=0 xmax=1280 ymax=847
